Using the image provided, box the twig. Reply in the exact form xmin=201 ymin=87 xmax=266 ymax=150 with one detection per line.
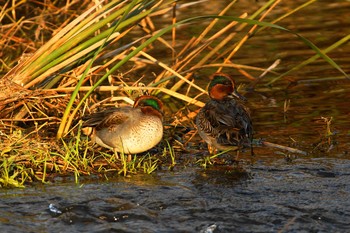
xmin=256 ymin=139 xmax=308 ymax=155
xmin=0 ymin=117 xmax=60 ymax=122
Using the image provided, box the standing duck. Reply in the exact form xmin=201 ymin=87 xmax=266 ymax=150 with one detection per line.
xmin=196 ymin=72 xmax=253 ymax=155
xmin=82 ymin=95 xmax=164 ymax=159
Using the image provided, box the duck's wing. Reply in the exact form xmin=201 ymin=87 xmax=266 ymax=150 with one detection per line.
xmin=82 ymin=107 xmax=133 ymax=129
xmin=205 ymin=100 xmax=252 ymax=145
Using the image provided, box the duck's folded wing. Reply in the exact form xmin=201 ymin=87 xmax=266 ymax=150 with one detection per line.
xmin=82 ymin=107 xmax=132 ymax=129
xmin=206 ymin=102 xmax=252 ymax=144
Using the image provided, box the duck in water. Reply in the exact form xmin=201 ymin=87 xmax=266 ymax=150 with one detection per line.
xmin=196 ymin=72 xmax=253 ymax=157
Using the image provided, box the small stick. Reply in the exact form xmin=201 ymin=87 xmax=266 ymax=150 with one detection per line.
xmin=255 ymin=139 xmax=308 ymax=156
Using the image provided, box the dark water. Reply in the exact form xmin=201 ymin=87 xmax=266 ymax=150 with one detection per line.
xmin=1 ymin=0 xmax=350 ymax=232
xmin=1 ymin=160 xmax=350 ymax=232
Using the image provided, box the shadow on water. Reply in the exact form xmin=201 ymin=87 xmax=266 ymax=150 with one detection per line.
xmin=1 ymin=0 xmax=350 ymax=232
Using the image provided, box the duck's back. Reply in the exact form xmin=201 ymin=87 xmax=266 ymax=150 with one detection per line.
xmin=196 ymin=99 xmax=252 ymax=149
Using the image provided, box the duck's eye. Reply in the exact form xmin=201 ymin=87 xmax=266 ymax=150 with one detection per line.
xmin=224 ymin=80 xmax=232 ymax=86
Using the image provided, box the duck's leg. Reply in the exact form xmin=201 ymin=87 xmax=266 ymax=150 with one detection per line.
xmin=113 ymin=148 xmax=119 ymax=160
xmin=250 ymin=141 xmax=254 ymax=156
xmin=234 ymin=149 xmax=240 ymax=162
xmin=250 ymin=134 xmax=254 ymax=156
xmin=127 ymin=154 xmax=132 ymax=162
xmin=234 ymin=133 xmax=240 ymax=162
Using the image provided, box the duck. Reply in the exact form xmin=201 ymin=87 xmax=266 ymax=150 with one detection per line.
xmin=196 ymin=72 xmax=253 ymax=156
xmin=82 ymin=95 xmax=164 ymax=160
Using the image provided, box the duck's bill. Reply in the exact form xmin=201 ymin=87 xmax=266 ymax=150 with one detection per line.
xmin=231 ymin=89 xmax=247 ymax=102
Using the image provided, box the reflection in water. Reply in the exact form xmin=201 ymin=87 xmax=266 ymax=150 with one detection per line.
xmin=193 ymin=166 xmax=251 ymax=187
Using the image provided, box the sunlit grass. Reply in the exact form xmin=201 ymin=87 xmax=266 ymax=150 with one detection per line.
xmin=139 ymin=154 xmax=159 ymax=175
xmin=166 ymin=140 xmax=176 ymax=169
xmin=196 ymin=149 xmax=234 ymax=169
xmin=0 ymin=129 xmax=178 ymax=187
xmin=0 ymin=157 xmax=26 ymax=188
